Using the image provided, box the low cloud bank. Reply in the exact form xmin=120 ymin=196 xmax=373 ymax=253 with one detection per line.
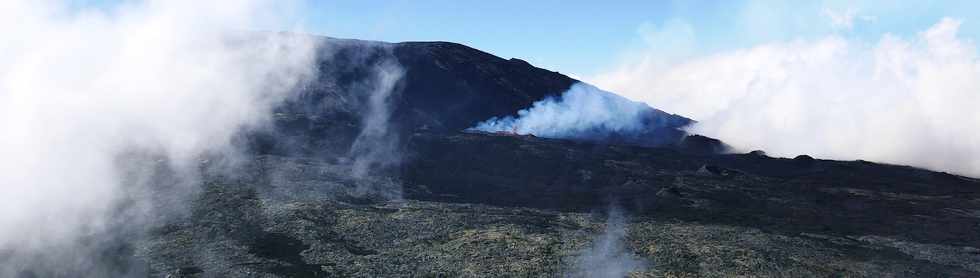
xmin=593 ymin=18 xmax=980 ymax=177
xmin=0 ymin=0 xmax=318 ymax=275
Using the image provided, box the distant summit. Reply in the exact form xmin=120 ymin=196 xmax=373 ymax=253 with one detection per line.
xmin=256 ymin=36 xmax=719 ymax=157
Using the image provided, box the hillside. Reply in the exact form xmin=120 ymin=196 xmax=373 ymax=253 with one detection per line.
xmin=251 ymin=37 xmax=702 ymax=158
xmin=14 ymin=37 xmax=980 ymax=277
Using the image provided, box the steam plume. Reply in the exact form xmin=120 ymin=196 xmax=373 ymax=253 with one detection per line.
xmin=0 ymin=0 xmax=318 ymax=275
xmin=592 ymin=18 xmax=980 ymax=177
xmin=567 ymin=207 xmax=647 ymax=277
xmin=469 ymin=83 xmax=690 ymax=145
xmin=349 ymin=55 xmax=405 ymax=179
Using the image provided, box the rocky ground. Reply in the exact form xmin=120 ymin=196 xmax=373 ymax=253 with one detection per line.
xmin=132 ymin=132 xmax=980 ymax=277
xmin=139 ymin=191 xmax=980 ymax=277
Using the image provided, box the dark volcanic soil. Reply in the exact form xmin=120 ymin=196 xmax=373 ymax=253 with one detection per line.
xmin=132 ymin=131 xmax=980 ymax=277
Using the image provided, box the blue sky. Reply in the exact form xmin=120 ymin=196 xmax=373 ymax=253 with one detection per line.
xmin=297 ymin=0 xmax=980 ymax=76
xmin=76 ymin=0 xmax=980 ymax=77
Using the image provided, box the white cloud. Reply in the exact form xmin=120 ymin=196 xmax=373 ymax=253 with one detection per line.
xmin=590 ymin=18 xmax=980 ymax=177
xmin=0 ymin=0 xmax=318 ymax=274
xmin=823 ymin=7 xmax=859 ymax=30
xmin=822 ymin=6 xmax=877 ymax=31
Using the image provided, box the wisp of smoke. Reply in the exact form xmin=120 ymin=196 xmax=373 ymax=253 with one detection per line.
xmin=592 ymin=18 xmax=980 ymax=177
xmin=0 ymin=0 xmax=317 ymax=275
xmin=568 ymin=207 xmax=647 ymax=277
xmin=344 ymin=50 xmax=405 ymax=200
xmin=469 ymin=83 xmax=690 ymax=144
xmin=349 ymin=55 xmax=405 ymax=179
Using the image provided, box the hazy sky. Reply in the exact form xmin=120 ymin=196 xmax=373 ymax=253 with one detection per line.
xmin=72 ymin=1 xmax=980 ymax=77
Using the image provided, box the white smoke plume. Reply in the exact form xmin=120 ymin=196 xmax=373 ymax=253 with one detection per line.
xmin=567 ymin=207 xmax=647 ymax=277
xmin=0 ymin=0 xmax=318 ymax=275
xmin=592 ymin=18 xmax=980 ymax=177
xmin=345 ymin=52 xmax=405 ymax=201
xmin=469 ymin=83 xmax=688 ymax=141
xmin=349 ymin=56 xmax=405 ymax=179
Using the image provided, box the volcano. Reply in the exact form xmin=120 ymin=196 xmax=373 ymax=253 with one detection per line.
xmin=25 ymin=37 xmax=980 ymax=277
xmin=249 ymin=37 xmax=709 ymax=158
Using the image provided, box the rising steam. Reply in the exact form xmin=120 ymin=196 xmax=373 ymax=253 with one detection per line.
xmin=0 ymin=0 xmax=318 ymax=275
xmin=567 ymin=207 xmax=647 ymax=277
xmin=593 ymin=18 xmax=980 ymax=177
xmin=469 ymin=83 xmax=690 ymax=145
xmin=349 ymin=56 xmax=405 ymax=179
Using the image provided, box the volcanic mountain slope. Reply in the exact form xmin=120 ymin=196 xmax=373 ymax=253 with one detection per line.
xmin=251 ymin=37 xmax=701 ymax=158
xmin=93 ymin=37 xmax=980 ymax=277
xmin=142 ymin=133 xmax=980 ymax=277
